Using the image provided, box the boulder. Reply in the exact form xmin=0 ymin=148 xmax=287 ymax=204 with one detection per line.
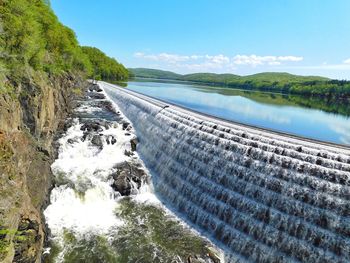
xmin=124 ymin=150 xmax=134 ymax=157
xmin=81 ymin=132 xmax=90 ymax=142
xmin=91 ymin=135 xmax=103 ymax=148
xmin=111 ymin=161 xmax=147 ymax=195
xmin=63 ymin=118 xmax=75 ymax=132
xmin=67 ymin=138 xmax=78 ymax=144
xmin=97 ymin=101 xmax=116 ymax=113
xmin=106 ymin=135 xmax=117 ymax=145
xmin=112 ymin=172 xmax=132 ymax=196
xmin=80 ymin=120 xmax=112 ymax=132
xmin=80 ymin=122 xmax=103 ymax=132
xmin=87 ymin=93 xmax=105 ymax=100
xmin=130 ymin=138 xmax=138 ymax=151
xmin=122 ymin=122 xmax=131 ymax=130
xmin=88 ymin=84 xmax=103 ymax=92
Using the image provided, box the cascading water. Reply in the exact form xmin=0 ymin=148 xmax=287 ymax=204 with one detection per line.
xmin=102 ymin=81 xmax=350 ymax=263
xmin=43 ymin=84 xmax=223 ymax=263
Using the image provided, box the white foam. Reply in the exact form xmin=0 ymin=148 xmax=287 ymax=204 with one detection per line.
xmin=44 ymin=104 xmax=133 ymax=247
xmin=45 ymin=85 xmax=224 ymax=262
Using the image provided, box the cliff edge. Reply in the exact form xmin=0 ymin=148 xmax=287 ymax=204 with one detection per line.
xmin=0 ymin=74 xmax=85 ymax=263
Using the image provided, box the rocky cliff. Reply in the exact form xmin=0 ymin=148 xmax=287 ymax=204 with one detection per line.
xmin=0 ymin=74 xmax=85 ymax=263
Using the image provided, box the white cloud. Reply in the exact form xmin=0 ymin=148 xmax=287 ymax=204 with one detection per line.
xmin=232 ymin=54 xmax=303 ymax=67
xmin=343 ymin=58 xmax=350 ymax=64
xmin=134 ymin=52 xmax=232 ymax=71
xmin=134 ymin=51 xmax=305 ymax=73
xmin=190 ymin=55 xmax=204 ymax=60
xmin=205 ymin=54 xmax=230 ymax=64
xmin=134 ymin=52 xmax=192 ymax=64
xmin=134 ymin=52 xmax=230 ymax=65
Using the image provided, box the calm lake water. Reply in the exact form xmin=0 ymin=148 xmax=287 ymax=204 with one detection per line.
xmin=125 ymin=79 xmax=350 ymax=146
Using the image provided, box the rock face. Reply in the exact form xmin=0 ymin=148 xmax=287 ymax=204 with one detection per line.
xmin=0 ymin=74 xmax=85 ymax=263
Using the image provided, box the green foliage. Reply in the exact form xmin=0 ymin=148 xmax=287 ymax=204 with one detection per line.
xmin=129 ymin=68 xmax=350 ymax=98
xmin=130 ymin=68 xmax=182 ymax=80
xmin=81 ymin=46 xmax=128 ymax=81
xmin=0 ymin=228 xmax=26 ymax=257
xmin=0 ymin=0 xmax=91 ymax=80
xmin=0 ymin=0 xmax=127 ymax=87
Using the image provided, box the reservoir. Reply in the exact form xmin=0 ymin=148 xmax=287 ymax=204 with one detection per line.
xmin=125 ymin=79 xmax=350 ymax=146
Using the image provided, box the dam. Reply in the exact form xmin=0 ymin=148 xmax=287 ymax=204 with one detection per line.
xmin=101 ymin=81 xmax=350 ymax=262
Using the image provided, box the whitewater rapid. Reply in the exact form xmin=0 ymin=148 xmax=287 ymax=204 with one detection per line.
xmin=44 ymin=94 xmax=138 ymax=261
xmin=44 ymin=84 xmax=222 ymax=263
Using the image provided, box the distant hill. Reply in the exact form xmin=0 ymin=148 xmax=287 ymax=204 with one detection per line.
xmin=130 ymin=68 xmax=182 ymax=80
xmin=128 ymin=68 xmax=350 ymax=98
xmin=129 ymin=68 xmax=328 ymax=83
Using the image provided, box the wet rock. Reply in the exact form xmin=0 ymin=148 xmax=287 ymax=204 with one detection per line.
xmin=81 ymin=132 xmax=90 ymax=142
xmin=122 ymin=122 xmax=131 ymax=130
xmin=88 ymin=84 xmax=103 ymax=92
xmin=187 ymin=256 xmax=206 ymax=263
xmin=67 ymin=138 xmax=79 ymax=144
xmin=80 ymin=120 xmax=112 ymax=132
xmin=113 ymin=173 xmax=132 ymax=196
xmin=105 ymin=135 xmax=117 ymax=145
xmin=130 ymin=138 xmax=138 ymax=151
xmin=80 ymin=122 xmax=103 ymax=132
xmin=91 ymin=135 xmax=103 ymax=148
xmin=124 ymin=150 xmax=134 ymax=157
xmin=111 ymin=161 xmax=147 ymax=195
xmin=97 ymin=101 xmax=116 ymax=113
xmin=63 ymin=118 xmax=75 ymax=132
xmin=87 ymin=93 xmax=105 ymax=100
xmin=296 ymin=146 xmax=303 ymax=152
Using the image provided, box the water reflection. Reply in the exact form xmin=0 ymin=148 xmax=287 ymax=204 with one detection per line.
xmin=125 ymin=80 xmax=350 ymax=145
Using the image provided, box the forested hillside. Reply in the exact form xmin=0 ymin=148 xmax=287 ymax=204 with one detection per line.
xmin=81 ymin=47 xmax=128 ymax=81
xmin=130 ymin=68 xmax=350 ymax=98
xmin=0 ymin=0 xmax=127 ymax=88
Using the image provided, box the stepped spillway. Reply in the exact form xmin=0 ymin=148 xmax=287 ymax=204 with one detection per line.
xmin=102 ymin=81 xmax=350 ymax=263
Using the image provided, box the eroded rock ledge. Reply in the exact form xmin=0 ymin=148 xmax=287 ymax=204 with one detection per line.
xmin=0 ymin=74 xmax=86 ymax=263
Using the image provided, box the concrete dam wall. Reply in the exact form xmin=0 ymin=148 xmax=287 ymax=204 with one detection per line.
xmin=102 ymin=82 xmax=350 ymax=263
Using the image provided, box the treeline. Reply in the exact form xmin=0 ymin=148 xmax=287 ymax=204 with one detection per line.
xmin=0 ymin=0 xmax=128 ymax=90
xmin=81 ymin=47 xmax=128 ymax=81
xmin=130 ymin=68 xmax=350 ymax=98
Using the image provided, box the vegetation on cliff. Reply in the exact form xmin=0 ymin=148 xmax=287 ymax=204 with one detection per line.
xmin=129 ymin=68 xmax=350 ymax=98
xmin=81 ymin=46 xmax=128 ymax=81
xmin=0 ymin=0 xmax=127 ymax=89
xmin=0 ymin=0 xmax=127 ymax=261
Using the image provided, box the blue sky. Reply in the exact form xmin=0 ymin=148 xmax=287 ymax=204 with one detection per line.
xmin=51 ymin=0 xmax=350 ymax=79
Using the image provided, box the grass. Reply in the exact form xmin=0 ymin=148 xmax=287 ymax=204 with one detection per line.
xmin=72 ymin=87 xmax=83 ymax=96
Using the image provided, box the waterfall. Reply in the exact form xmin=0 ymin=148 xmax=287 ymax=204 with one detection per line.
xmin=103 ymin=82 xmax=350 ymax=263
